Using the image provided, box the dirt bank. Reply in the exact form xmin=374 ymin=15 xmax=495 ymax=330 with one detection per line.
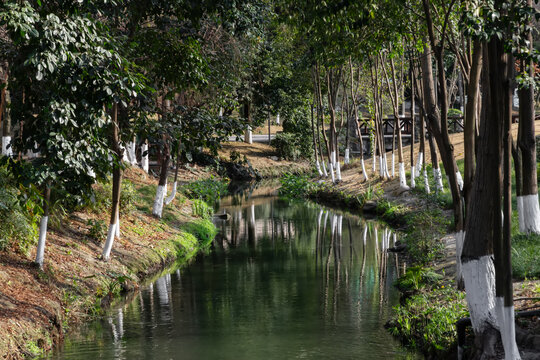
xmin=0 ymin=167 xmax=215 ymax=359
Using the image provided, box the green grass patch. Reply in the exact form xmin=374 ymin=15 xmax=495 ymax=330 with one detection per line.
xmin=183 ymin=219 xmax=218 ymax=246
xmin=512 ymin=233 xmax=540 ymax=279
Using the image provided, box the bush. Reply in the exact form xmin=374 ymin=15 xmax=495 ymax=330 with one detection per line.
xmin=271 ymin=106 xmax=313 ymax=160
xmin=192 ymin=199 xmax=213 ymax=219
xmin=183 ymin=219 xmax=217 ymax=246
xmin=278 ymin=173 xmax=312 ymax=198
xmin=182 ymin=177 xmax=228 ymax=205
xmin=403 ymin=209 xmax=449 ymax=264
xmin=387 ymin=286 xmax=468 ymax=357
xmin=0 ymin=166 xmax=39 ymax=253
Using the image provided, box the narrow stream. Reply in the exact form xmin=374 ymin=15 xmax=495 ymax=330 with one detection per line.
xmin=48 ymin=185 xmax=418 ymax=359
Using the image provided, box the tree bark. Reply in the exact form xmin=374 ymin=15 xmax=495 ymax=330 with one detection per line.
xmin=464 ymin=40 xmax=483 ymax=206
xmin=517 ymin=17 xmax=540 ymax=233
xmin=103 ymin=103 xmax=123 ymax=261
xmin=35 ymin=185 xmax=51 ymax=268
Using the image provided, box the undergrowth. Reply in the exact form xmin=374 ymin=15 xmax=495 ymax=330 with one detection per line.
xmin=387 ymin=284 xmax=468 ymax=358
xmin=182 ymin=177 xmax=228 ymax=205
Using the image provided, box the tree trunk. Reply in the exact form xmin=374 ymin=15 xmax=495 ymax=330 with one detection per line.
xmin=2 ymin=90 xmax=12 ymax=156
xmin=349 ymin=58 xmax=366 ymax=180
xmin=165 ymin=143 xmax=181 ymax=205
xmin=311 ymin=102 xmax=323 ymax=176
xmin=517 ymin=22 xmax=540 ymax=233
xmin=152 ymin=133 xmax=170 ymax=218
xmin=35 ymin=185 xmax=51 ymax=268
xmin=464 ymin=40 xmax=483 ymax=206
xmin=410 ymin=63 xmax=416 ymax=189
xmin=244 ymin=100 xmax=253 ymax=144
xmin=103 ymin=104 xmax=123 ymax=261
xmin=420 ymin=40 xmax=463 ymax=229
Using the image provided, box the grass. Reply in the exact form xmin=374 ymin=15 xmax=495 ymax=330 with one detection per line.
xmin=512 ymin=233 xmax=540 ymax=279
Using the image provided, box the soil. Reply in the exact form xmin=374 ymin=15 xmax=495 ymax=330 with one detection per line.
xmin=219 ymin=141 xmax=310 ymax=177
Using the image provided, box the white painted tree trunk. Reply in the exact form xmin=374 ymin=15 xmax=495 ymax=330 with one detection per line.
xmin=331 ymin=151 xmax=336 ymax=167
xmin=517 ymin=196 xmax=524 ymax=232
xmin=361 ymin=159 xmax=369 ymax=181
xmin=391 ymin=153 xmax=395 ymax=177
xmin=329 ymin=163 xmax=335 ymax=183
xmin=219 ymin=107 xmax=223 ymax=117
xmin=35 ymin=216 xmax=49 ymax=268
xmin=398 ymin=162 xmax=408 ymax=189
xmin=141 ymin=143 xmax=149 ymax=173
xmin=415 ymin=152 xmax=423 ymax=178
xmin=315 ymin=160 xmax=323 ymax=176
xmin=462 ymin=256 xmax=498 ymax=334
xmin=383 ymin=153 xmax=391 ymax=178
xmin=164 ymin=181 xmax=177 ymax=205
xmin=423 ymin=169 xmax=430 ymax=194
xmin=102 ymin=222 xmax=117 ymax=261
xmin=276 ymin=113 xmax=280 ymax=125
xmin=456 ymin=171 xmax=464 ymax=191
xmin=152 ymin=182 xmax=167 ymax=218
xmin=1 ymin=136 xmax=12 ymax=156
xmin=379 ymin=156 xmax=384 ymax=177
xmin=410 ymin=167 xmax=416 ymax=189
xmin=115 ymin=212 xmax=120 ymax=238
xmin=433 ymin=167 xmax=444 ymax=192
xmin=322 ymin=160 xmax=328 ymax=177
xmin=335 ymin=161 xmax=342 ymax=182
xmin=372 ymin=154 xmax=377 ymax=173
xmin=245 ymin=126 xmax=253 ymax=144
xmin=126 ymin=141 xmax=137 ymax=166
xmin=121 ymin=144 xmax=129 ymax=163
xmin=344 ymin=148 xmax=350 ymax=164
xmin=495 ymin=298 xmax=521 ymax=360
xmin=519 ymin=194 xmax=540 ymax=234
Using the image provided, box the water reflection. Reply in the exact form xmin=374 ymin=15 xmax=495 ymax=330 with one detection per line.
xmin=49 ymin=186 xmax=418 ymax=360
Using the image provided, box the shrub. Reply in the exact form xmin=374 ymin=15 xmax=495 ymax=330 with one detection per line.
xmin=278 ymin=173 xmax=312 ymax=198
xmin=271 ymin=106 xmax=313 ymax=160
xmin=192 ymin=199 xmax=213 ymax=219
xmin=183 ymin=219 xmax=217 ymax=246
xmin=0 ymin=166 xmax=39 ymax=253
xmin=387 ymin=286 xmax=468 ymax=357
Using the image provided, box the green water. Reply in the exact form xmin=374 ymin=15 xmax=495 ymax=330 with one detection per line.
xmin=48 ymin=188 xmax=418 ymax=359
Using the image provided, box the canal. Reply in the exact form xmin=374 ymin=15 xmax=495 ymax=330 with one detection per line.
xmin=47 ymin=185 xmax=418 ymax=359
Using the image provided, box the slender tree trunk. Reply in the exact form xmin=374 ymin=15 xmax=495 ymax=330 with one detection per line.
xmin=464 ymin=40 xmax=483 ymax=206
xmin=410 ymin=63 xmax=416 ymax=189
xmin=517 ymin=16 xmax=540 ymax=233
xmin=35 ymin=185 xmax=51 ymax=268
xmin=311 ymin=102 xmax=323 ymax=176
xmin=349 ymin=58 xmax=366 ymax=179
xmin=165 ymin=142 xmax=181 ymax=205
xmin=103 ymin=104 xmax=123 ymax=261
xmin=152 ymin=99 xmax=170 ymax=218
xmin=244 ymin=100 xmax=252 ymax=144
xmin=420 ymin=41 xmax=463 ymax=229
xmin=2 ymin=90 xmax=12 ymax=156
